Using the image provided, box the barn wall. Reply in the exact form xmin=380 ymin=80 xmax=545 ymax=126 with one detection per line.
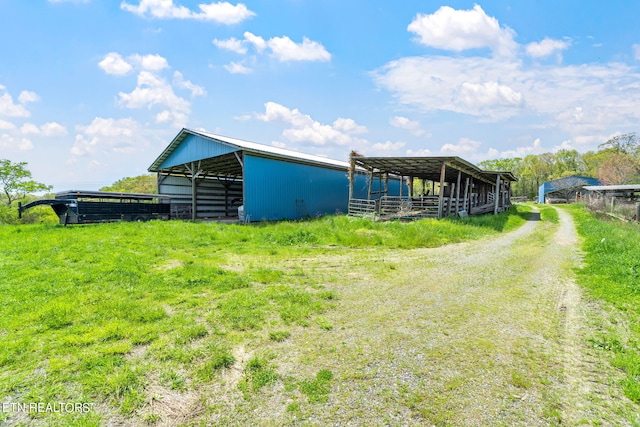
xmin=243 ymin=155 xmax=351 ymax=221
xmin=158 ymin=174 xmax=242 ymax=219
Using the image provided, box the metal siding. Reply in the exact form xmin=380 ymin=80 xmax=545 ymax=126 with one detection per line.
xmin=243 ymin=155 xmax=349 ymax=221
xmin=158 ymin=134 xmax=238 ymax=170
xmin=352 ymin=173 xmax=406 ymax=199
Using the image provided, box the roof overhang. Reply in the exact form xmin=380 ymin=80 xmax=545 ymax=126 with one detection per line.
xmin=352 ymin=156 xmax=516 ymax=185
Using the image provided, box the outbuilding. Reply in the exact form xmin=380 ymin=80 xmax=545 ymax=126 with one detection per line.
xmin=538 ymin=175 xmax=600 ymax=204
xmin=148 ymin=128 xmax=402 ymax=221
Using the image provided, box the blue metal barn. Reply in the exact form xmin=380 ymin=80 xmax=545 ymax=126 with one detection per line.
xmin=538 ymin=175 xmax=600 ymax=204
xmin=148 ymin=128 xmax=402 ymax=221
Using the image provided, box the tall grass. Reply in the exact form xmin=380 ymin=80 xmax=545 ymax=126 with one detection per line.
xmin=565 ymin=204 xmax=640 ymax=402
xmin=0 ymin=206 xmax=529 ymax=424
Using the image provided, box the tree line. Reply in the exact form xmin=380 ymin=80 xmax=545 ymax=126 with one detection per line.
xmin=478 ymin=133 xmax=640 ymax=199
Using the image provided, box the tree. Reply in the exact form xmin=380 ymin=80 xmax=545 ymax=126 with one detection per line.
xmin=0 ymin=159 xmax=51 ymax=205
xmin=100 ymin=174 xmax=157 ymax=194
xmin=597 ymin=154 xmax=640 ymax=185
xmin=598 ymin=133 xmax=640 ymax=156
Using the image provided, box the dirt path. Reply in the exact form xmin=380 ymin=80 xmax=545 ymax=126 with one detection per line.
xmin=216 ymin=208 xmax=638 ymax=426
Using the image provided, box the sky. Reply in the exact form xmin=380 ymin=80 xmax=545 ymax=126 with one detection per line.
xmin=2 ymin=0 xmax=640 ymax=191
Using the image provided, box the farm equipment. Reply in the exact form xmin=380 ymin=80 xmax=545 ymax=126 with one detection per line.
xmin=18 ymin=190 xmax=171 ymax=225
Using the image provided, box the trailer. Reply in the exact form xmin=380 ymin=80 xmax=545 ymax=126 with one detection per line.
xmin=18 ymin=190 xmax=171 ymax=225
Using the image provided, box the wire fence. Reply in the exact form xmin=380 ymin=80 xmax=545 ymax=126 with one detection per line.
xmin=583 ymin=193 xmax=640 ymax=222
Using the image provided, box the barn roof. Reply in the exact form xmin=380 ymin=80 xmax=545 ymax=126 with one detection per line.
xmin=148 ymin=128 xmax=349 ymax=174
xmin=352 ymin=156 xmax=517 ymax=185
xmin=584 ymin=184 xmax=640 ymax=191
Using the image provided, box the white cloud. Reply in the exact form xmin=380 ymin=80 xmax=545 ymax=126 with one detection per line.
xmin=454 ymin=81 xmax=523 ymax=108
xmin=408 ymin=5 xmax=517 ymax=57
xmin=121 ymin=0 xmax=256 ymax=25
xmin=389 ymin=116 xmax=428 ymax=137
xmin=0 ymin=91 xmax=31 ymax=118
xmin=173 ymin=71 xmax=206 ymax=97
xmin=526 ymin=37 xmax=569 ymax=59
xmin=634 ymin=44 xmax=640 ymax=61
xmin=18 ymin=91 xmax=39 ymax=104
xmin=213 ymin=37 xmax=247 ymax=54
xmin=0 ymin=134 xmax=33 ymax=151
xmin=71 ymin=117 xmax=142 ymax=156
xmin=333 ymin=117 xmax=367 ymax=134
xmin=216 ymin=32 xmax=331 ymax=65
xmin=224 ymin=62 xmax=252 ymax=74
xmin=21 ymin=123 xmax=40 ymax=135
xmin=130 ymin=53 xmax=169 ymax=71
xmin=98 ymin=52 xmax=133 ymax=76
xmin=100 ymin=53 xmax=202 ymax=126
xmin=244 ymin=32 xmax=267 ymax=53
xmin=0 ymin=119 xmax=15 ymax=130
xmin=267 ymin=36 xmax=331 ymax=62
xmin=41 ymin=122 xmax=68 ymax=137
xmin=372 ymin=140 xmax=406 ymax=152
xmin=256 ymin=101 xmax=366 ymax=147
xmin=441 ymin=137 xmax=482 ymax=154
xmin=118 ymin=70 xmax=191 ymax=126
xmin=497 ymin=138 xmax=545 ymax=158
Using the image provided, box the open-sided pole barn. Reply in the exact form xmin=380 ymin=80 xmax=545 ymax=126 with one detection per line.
xmin=148 ymin=129 xmax=402 ymax=222
xmin=347 ymin=155 xmax=516 ymax=220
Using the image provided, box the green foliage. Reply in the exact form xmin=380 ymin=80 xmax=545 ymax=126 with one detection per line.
xmin=0 ymin=159 xmax=51 ymax=205
xmin=567 ymin=204 xmax=640 ymax=402
xmin=100 ymin=174 xmax=157 ymax=194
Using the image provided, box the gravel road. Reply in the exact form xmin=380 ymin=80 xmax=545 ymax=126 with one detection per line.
xmin=215 ymin=208 xmax=639 ymax=426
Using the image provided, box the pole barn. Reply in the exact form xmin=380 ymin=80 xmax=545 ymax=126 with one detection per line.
xmin=148 ymin=129 xmax=401 ymax=222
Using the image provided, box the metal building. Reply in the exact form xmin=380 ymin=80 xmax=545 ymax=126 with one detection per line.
xmin=538 ymin=175 xmax=600 ymax=204
xmin=148 ymin=128 xmax=402 ymax=221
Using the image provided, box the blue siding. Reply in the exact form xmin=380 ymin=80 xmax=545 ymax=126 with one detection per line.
xmin=538 ymin=175 xmax=600 ymax=203
xmin=243 ymin=155 xmax=350 ymax=221
xmin=352 ymin=172 xmax=405 ymax=199
xmin=158 ymin=134 xmax=238 ymax=170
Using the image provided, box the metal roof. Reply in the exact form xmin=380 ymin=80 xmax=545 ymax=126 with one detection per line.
xmin=352 ymin=156 xmax=517 ymax=185
xmin=148 ymin=128 xmax=350 ymax=173
xmin=584 ymin=184 xmax=640 ymax=191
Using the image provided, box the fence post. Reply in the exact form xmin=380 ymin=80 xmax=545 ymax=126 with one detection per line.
xmin=611 ymin=196 xmax=616 ymax=213
xmin=636 ymin=202 xmax=640 ymax=222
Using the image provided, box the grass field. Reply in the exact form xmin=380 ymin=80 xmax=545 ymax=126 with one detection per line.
xmin=0 ymin=209 xmax=528 ymax=426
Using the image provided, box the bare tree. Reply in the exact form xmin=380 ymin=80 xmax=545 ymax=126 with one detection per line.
xmin=597 ymin=154 xmax=640 ymax=185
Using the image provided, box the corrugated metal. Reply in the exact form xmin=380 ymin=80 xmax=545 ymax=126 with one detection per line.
xmin=243 ymin=154 xmax=350 ymax=221
xmin=157 ymin=133 xmax=239 ymax=170
xmin=538 ymin=175 xmax=600 ymax=203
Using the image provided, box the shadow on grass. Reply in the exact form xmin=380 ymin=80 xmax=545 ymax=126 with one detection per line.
xmin=447 ymin=205 xmax=530 ymax=232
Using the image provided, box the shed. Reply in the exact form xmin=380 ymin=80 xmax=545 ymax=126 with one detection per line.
xmin=538 ymin=176 xmax=600 ymax=204
xmin=347 ymin=155 xmax=517 ymax=219
xmin=148 ymin=128 xmax=402 ymax=221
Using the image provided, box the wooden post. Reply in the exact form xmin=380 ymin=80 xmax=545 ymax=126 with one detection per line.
xmin=493 ymin=174 xmax=501 ymax=214
xmin=455 ymin=170 xmax=461 ymax=215
xmin=399 ymin=175 xmax=403 ymax=198
xmin=463 ymin=177 xmax=470 ymax=214
xmin=384 ymin=173 xmax=389 ymax=197
xmin=408 ymin=176 xmax=413 ymax=198
xmin=636 ymin=202 xmax=640 ymax=222
xmin=447 ymin=183 xmax=455 ymax=216
xmin=191 ymin=162 xmax=197 ymax=220
xmin=438 ymin=162 xmax=446 ymax=218
xmin=348 ymin=155 xmax=356 ymax=201
xmin=367 ymin=169 xmax=374 ymax=200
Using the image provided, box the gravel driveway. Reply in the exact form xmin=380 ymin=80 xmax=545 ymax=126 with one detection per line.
xmin=214 ymin=208 xmax=638 ymax=426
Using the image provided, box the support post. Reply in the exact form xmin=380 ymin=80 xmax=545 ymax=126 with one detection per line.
xmin=348 ymin=155 xmax=355 ymax=201
xmin=463 ymin=177 xmax=470 ymax=214
xmin=438 ymin=161 xmax=446 ymax=218
xmin=455 ymin=170 xmax=461 ymax=215
xmin=494 ymin=174 xmax=501 ymax=215
xmin=367 ymin=169 xmax=374 ymax=200
xmin=636 ymin=202 xmax=640 ymax=222
xmin=408 ymin=176 xmax=413 ymax=198
xmin=399 ymin=175 xmax=403 ymax=198
xmin=447 ymin=183 xmax=455 ymax=216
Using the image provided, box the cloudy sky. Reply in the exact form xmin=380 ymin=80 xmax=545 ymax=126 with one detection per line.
xmin=2 ymin=0 xmax=640 ymax=190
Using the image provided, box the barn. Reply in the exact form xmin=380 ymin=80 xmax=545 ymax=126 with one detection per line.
xmin=538 ymin=175 xmax=600 ymax=204
xmin=148 ymin=128 xmax=402 ymax=221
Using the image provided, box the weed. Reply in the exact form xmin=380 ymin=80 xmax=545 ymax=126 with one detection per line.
xmin=299 ymin=369 xmax=333 ymax=403
xmin=269 ymin=330 xmax=291 ymax=342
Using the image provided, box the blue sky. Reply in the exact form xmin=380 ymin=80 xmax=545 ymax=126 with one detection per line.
xmin=2 ymin=0 xmax=640 ymax=190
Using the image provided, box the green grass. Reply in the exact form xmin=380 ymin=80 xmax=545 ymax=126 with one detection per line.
xmin=564 ymin=204 xmax=640 ymax=403
xmin=0 ymin=207 xmax=528 ymax=424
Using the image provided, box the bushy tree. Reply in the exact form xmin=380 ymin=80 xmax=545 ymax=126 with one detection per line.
xmin=100 ymin=174 xmax=157 ymax=194
xmin=0 ymin=159 xmax=51 ymax=206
